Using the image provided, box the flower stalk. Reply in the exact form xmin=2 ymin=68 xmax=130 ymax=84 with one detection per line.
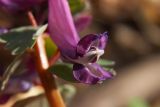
xmin=27 ymin=11 xmax=65 ymax=107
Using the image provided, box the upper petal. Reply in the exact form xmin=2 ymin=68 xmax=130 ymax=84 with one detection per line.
xmin=76 ymin=32 xmax=108 ymax=57
xmin=73 ymin=63 xmax=113 ymax=84
xmin=99 ymin=32 xmax=108 ymax=49
xmin=48 ymin=0 xmax=79 ymax=58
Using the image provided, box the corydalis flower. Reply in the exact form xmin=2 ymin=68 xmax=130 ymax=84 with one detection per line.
xmin=48 ymin=0 xmax=114 ymax=84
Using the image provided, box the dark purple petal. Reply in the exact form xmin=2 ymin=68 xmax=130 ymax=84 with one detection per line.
xmin=76 ymin=34 xmax=98 ymax=56
xmin=48 ymin=0 xmax=80 ymax=59
xmin=76 ymin=32 xmax=108 ymax=57
xmin=73 ymin=63 xmax=113 ymax=84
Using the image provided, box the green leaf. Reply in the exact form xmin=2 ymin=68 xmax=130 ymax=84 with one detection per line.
xmin=0 ymin=25 xmax=48 ymax=55
xmin=0 ymin=26 xmax=37 ymax=55
xmin=97 ymin=59 xmax=115 ymax=67
xmin=33 ymin=24 xmax=48 ymax=39
xmin=44 ymin=36 xmax=57 ymax=58
xmin=48 ymin=62 xmax=77 ymax=82
xmin=69 ymin=0 xmax=85 ymax=14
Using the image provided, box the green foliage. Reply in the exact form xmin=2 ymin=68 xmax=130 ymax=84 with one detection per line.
xmin=69 ymin=0 xmax=85 ymax=14
xmin=48 ymin=62 xmax=77 ymax=82
xmin=33 ymin=24 xmax=48 ymax=39
xmin=128 ymin=98 xmax=149 ymax=107
xmin=0 ymin=25 xmax=47 ymax=91
xmin=0 ymin=26 xmax=37 ymax=55
xmin=44 ymin=36 xmax=57 ymax=58
xmin=0 ymin=25 xmax=47 ymax=55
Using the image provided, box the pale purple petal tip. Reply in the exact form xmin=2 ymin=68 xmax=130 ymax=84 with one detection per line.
xmin=4 ymin=79 xmax=32 ymax=94
xmin=99 ymin=32 xmax=108 ymax=49
xmin=73 ymin=63 xmax=113 ymax=84
xmin=74 ymin=14 xmax=92 ymax=32
xmin=0 ymin=28 xmax=8 ymax=35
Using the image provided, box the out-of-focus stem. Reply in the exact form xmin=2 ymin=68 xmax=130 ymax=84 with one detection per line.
xmin=49 ymin=49 xmax=60 ymax=66
xmin=27 ymin=11 xmax=37 ymax=27
xmin=27 ymin=11 xmax=65 ymax=107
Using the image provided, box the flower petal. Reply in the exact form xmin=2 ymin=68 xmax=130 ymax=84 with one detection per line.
xmin=74 ymin=13 xmax=92 ymax=32
xmin=48 ymin=0 xmax=79 ymax=58
xmin=99 ymin=32 xmax=108 ymax=49
xmin=73 ymin=63 xmax=113 ymax=84
xmin=76 ymin=32 xmax=108 ymax=57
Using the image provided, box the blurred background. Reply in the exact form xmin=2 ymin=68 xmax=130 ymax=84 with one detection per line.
xmin=71 ymin=0 xmax=160 ymax=107
xmin=0 ymin=0 xmax=160 ymax=107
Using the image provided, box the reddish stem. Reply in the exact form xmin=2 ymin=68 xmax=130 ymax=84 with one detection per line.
xmin=49 ymin=49 xmax=60 ymax=66
xmin=27 ymin=11 xmax=37 ymax=27
xmin=27 ymin=11 xmax=65 ymax=107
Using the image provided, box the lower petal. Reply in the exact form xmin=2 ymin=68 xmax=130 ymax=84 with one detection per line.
xmin=73 ymin=63 xmax=113 ymax=84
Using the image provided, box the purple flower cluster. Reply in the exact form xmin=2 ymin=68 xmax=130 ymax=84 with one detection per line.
xmin=0 ymin=0 xmax=45 ymax=12
xmin=48 ymin=0 xmax=114 ymax=84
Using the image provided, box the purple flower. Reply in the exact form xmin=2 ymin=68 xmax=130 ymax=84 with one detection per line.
xmin=0 ymin=28 xmax=8 ymax=34
xmin=49 ymin=0 xmax=114 ymax=84
xmin=0 ymin=0 xmax=45 ymax=12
